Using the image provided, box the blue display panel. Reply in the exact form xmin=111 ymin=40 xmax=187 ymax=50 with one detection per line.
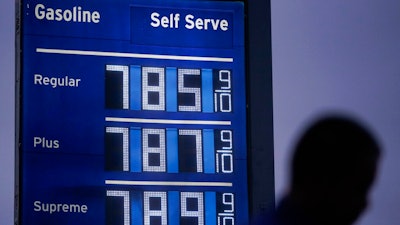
xmin=19 ymin=0 xmax=246 ymax=224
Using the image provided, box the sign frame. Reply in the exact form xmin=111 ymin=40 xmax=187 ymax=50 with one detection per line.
xmin=15 ymin=0 xmax=274 ymax=224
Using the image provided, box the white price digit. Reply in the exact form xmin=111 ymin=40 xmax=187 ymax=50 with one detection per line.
xmin=221 ymin=154 xmax=233 ymax=173
xmin=222 ymin=193 xmax=234 ymax=213
xmin=144 ymin=192 xmax=167 ymax=225
xmin=142 ymin=67 xmax=165 ymax=111
xmin=217 ymin=130 xmax=233 ymax=173
xmin=214 ymin=70 xmax=232 ymax=112
xmin=218 ymin=193 xmax=235 ymax=225
xmin=106 ymin=190 xmax=130 ymax=225
xmin=181 ymin=192 xmax=204 ymax=225
xmin=221 ymin=130 xmax=233 ymax=150
xmin=219 ymin=70 xmax=231 ymax=90
xmin=179 ymin=129 xmax=203 ymax=172
xmin=106 ymin=127 xmax=129 ymax=172
xmin=143 ymin=129 xmax=166 ymax=172
xmin=178 ymin=69 xmax=201 ymax=112
xmin=106 ymin=65 xmax=129 ymax=109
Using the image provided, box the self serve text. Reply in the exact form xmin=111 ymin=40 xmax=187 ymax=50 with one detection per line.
xmin=150 ymin=12 xmax=229 ymax=31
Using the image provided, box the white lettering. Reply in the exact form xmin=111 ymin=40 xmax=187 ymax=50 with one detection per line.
xmin=55 ymin=9 xmax=63 ymax=21
xmin=91 ymin=11 xmax=100 ymax=22
xmin=63 ymin=10 xmax=73 ymax=22
xmin=219 ymin=20 xmax=229 ymax=31
xmin=34 ymin=74 xmax=81 ymax=88
xmin=34 ymin=4 xmax=46 ymax=19
xmin=45 ymin=8 xmax=54 ymax=20
xmin=185 ymin=14 xmax=228 ymax=31
xmin=150 ymin=12 xmax=179 ymax=28
xmin=33 ymin=137 xmax=60 ymax=149
xmin=150 ymin=12 xmax=228 ymax=31
xmin=33 ymin=201 xmax=88 ymax=214
xmin=34 ymin=4 xmax=100 ymax=23
xmin=185 ymin=14 xmax=195 ymax=29
xmin=150 ymin=12 xmax=160 ymax=27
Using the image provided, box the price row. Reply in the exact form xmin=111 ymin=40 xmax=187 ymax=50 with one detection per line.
xmin=105 ymin=65 xmax=233 ymax=112
xmin=106 ymin=190 xmax=235 ymax=225
xmin=105 ymin=127 xmax=234 ymax=174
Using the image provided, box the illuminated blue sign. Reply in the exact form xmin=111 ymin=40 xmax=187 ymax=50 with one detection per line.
xmin=19 ymin=0 xmax=246 ymax=225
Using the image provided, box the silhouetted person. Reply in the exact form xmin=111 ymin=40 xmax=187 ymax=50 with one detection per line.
xmin=254 ymin=116 xmax=381 ymax=225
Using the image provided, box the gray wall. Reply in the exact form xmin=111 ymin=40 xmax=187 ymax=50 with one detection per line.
xmin=271 ymin=1 xmax=400 ymax=225
xmin=1 ymin=0 xmax=400 ymax=224
xmin=0 ymin=0 xmax=15 ymax=224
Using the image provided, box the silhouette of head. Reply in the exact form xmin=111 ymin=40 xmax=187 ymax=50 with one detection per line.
xmin=289 ymin=116 xmax=380 ymax=225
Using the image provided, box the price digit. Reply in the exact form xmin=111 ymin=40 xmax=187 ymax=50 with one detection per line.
xmin=142 ymin=67 xmax=165 ymax=111
xmin=105 ymin=127 xmax=129 ymax=172
xmin=214 ymin=70 xmax=232 ymax=112
xmin=181 ymin=192 xmax=204 ymax=225
xmin=144 ymin=192 xmax=167 ymax=225
xmin=221 ymin=130 xmax=233 ymax=150
xmin=106 ymin=190 xmax=130 ymax=225
xmin=105 ymin=65 xmax=129 ymax=109
xmin=216 ymin=130 xmax=233 ymax=173
xmin=143 ymin=129 xmax=166 ymax=172
xmin=218 ymin=193 xmax=235 ymax=225
xmin=178 ymin=69 xmax=201 ymax=112
xmin=178 ymin=130 xmax=203 ymax=173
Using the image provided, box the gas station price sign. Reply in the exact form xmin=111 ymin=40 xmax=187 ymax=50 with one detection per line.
xmin=18 ymin=0 xmax=247 ymax=225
